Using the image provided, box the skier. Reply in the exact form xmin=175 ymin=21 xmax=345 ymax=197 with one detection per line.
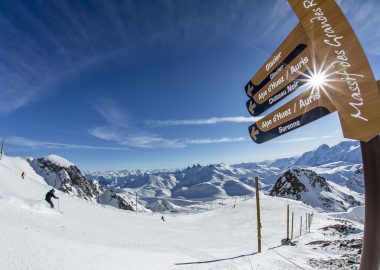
xmin=161 ymin=215 xmax=165 ymax=222
xmin=21 ymin=171 xmax=25 ymax=179
xmin=45 ymin=189 xmax=59 ymax=208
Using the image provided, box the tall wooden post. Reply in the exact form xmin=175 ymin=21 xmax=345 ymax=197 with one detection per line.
xmin=291 ymin=212 xmax=294 ymax=240
xmin=360 ymin=136 xmax=380 ymax=270
xmin=287 ymin=205 xmax=290 ymax=240
xmin=0 ymin=137 xmax=4 ymax=160
xmin=255 ymin=176 xmax=261 ymax=253
xmin=305 ymin=213 xmax=308 ymax=231
xmin=308 ymin=213 xmax=311 ymax=233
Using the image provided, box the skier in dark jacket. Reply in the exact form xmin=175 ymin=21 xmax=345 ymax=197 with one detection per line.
xmin=45 ymin=189 xmax=59 ymax=208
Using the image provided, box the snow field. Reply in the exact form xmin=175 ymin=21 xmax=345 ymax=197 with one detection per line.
xmin=0 ymin=155 xmax=363 ymax=269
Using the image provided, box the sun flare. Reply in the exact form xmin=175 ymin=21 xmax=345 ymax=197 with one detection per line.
xmin=308 ymin=72 xmax=327 ymax=88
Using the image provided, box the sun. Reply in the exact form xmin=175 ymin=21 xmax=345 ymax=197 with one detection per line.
xmin=308 ymin=71 xmax=328 ymax=88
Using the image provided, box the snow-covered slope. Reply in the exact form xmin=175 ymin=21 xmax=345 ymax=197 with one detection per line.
xmin=294 ymin=141 xmax=361 ymax=166
xmin=270 ymin=168 xmax=364 ymax=212
xmin=305 ymin=162 xmax=362 ymax=186
xmin=0 ymin=154 xmax=365 ymax=269
xmin=345 ymin=168 xmax=365 ymax=194
xmin=0 ymin=155 xmax=51 ymax=201
xmin=45 ymin=154 xmax=74 ymax=167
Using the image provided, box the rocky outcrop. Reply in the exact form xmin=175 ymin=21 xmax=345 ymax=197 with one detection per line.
xmin=29 ymin=155 xmax=145 ymax=212
xmin=148 ymin=199 xmax=180 ymax=212
xmin=98 ymin=190 xmax=136 ymax=211
xmin=30 ymin=156 xmax=97 ymax=201
xmin=270 ymin=168 xmax=331 ymax=199
xmin=270 ymin=168 xmax=363 ymax=212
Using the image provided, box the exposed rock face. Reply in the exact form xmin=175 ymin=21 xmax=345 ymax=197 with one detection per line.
xmin=345 ymin=168 xmax=364 ymax=194
xmin=270 ymin=168 xmax=331 ymax=199
xmin=29 ymin=155 xmax=144 ymax=212
xmin=98 ymin=190 xmax=135 ymax=211
xmin=30 ymin=157 xmax=97 ymax=201
xmin=270 ymin=168 xmax=363 ymax=212
xmin=148 ymin=199 xmax=180 ymax=212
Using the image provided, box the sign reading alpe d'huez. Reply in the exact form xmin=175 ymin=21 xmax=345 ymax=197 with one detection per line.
xmin=245 ymin=0 xmax=380 ymax=144
xmin=249 ymin=87 xmax=335 ymax=143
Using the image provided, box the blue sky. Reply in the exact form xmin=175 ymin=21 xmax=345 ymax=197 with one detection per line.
xmin=1 ymin=0 xmax=379 ymax=171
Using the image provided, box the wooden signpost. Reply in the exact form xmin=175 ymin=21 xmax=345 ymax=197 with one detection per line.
xmin=245 ymin=24 xmax=310 ymax=98
xmin=244 ymin=1 xmax=380 ymax=268
xmin=0 ymin=138 xmax=4 ymax=160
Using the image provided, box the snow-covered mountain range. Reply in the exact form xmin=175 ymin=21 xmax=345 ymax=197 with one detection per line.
xmin=0 ymin=140 xmax=364 ymax=213
xmin=84 ymin=140 xmax=364 ymax=211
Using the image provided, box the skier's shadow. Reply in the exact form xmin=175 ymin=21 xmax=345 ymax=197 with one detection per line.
xmin=175 ymin=251 xmax=258 ymax=265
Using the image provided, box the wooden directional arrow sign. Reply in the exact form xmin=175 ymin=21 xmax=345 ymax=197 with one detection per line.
xmin=246 ymin=65 xmax=312 ymax=116
xmin=244 ymin=24 xmax=310 ymax=99
xmin=288 ymin=0 xmax=380 ymax=142
xmin=248 ymin=86 xmax=336 ymax=144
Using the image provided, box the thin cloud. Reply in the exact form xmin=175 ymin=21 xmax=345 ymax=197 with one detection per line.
xmin=271 ymin=135 xmax=335 ymax=144
xmin=185 ymin=137 xmax=246 ymax=144
xmin=89 ymin=127 xmax=186 ymax=149
xmin=89 ymin=127 xmax=246 ymax=149
xmin=146 ymin=116 xmax=259 ymax=127
xmin=91 ymin=99 xmax=249 ymax=149
xmin=93 ymin=98 xmax=133 ymax=128
xmin=90 ymin=100 xmax=187 ymax=149
xmin=6 ymin=136 xmax=129 ymax=151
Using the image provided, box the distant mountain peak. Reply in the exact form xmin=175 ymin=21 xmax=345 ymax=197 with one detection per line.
xmin=294 ymin=141 xmax=361 ymax=167
xmin=316 ymin=144 xmax=329 ymax=150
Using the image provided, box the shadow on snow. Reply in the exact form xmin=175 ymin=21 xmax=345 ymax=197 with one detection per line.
xmin=175 ymin=251 xmax=258 ymax=265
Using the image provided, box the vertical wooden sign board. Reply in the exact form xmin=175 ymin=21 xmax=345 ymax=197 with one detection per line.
xmin=288 ymin=1 xmax=380 ymax=269
xmin=288 ymin=0 xmax=380 ymax=142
